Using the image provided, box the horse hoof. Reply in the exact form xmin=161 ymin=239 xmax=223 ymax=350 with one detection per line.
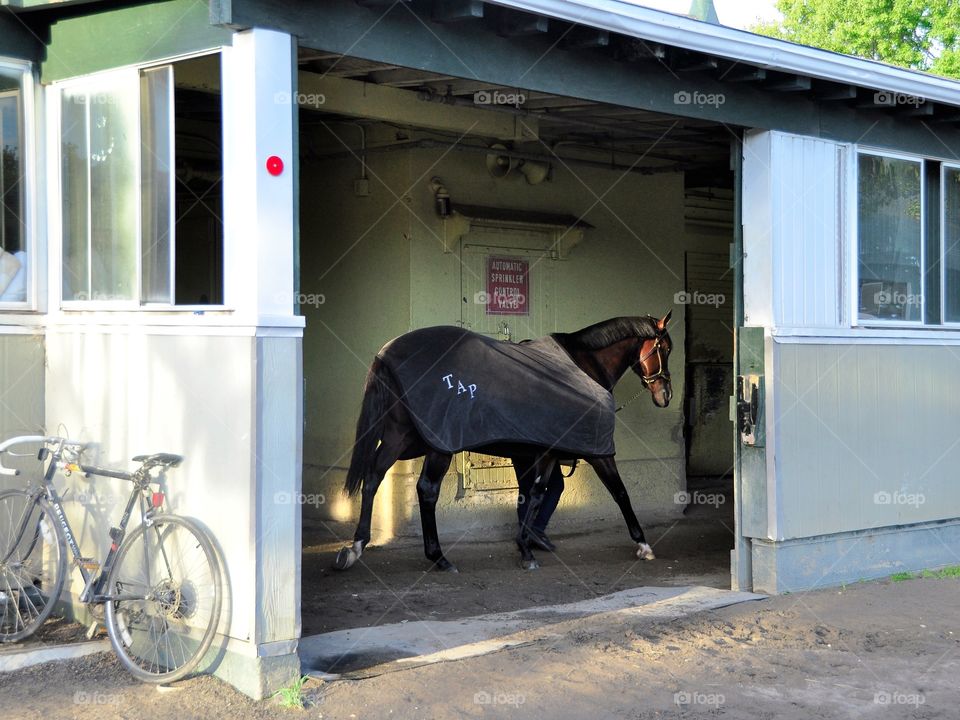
xmin=636 ymin=543 xmax=656 ymax=561
xmin=521 ymin=559 xmax=540 ymax=571
xmin=334 ymin=547 xmax=358 ymax=570
xmin=432 ymin=559 xmax=459 ymax=573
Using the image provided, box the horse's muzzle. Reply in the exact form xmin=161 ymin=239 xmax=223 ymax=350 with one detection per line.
xmin=652 ymin=382 xmax=672 ymax=408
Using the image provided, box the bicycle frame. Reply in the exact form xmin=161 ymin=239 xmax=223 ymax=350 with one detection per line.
xmin=6 ymin=440 xmax=161 ymax=605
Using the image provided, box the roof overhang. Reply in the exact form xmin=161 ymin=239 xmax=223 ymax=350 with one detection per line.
xmin=486 ymin=0 xmax=960 ymax=109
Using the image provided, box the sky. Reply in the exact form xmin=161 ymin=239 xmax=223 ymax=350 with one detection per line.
xmin=622 ymin=0 xmax=782 ymax=30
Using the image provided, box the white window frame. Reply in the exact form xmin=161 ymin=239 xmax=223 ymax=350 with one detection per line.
xmin=53 ymin=53 xmax=226 ymax=312
xmin=941 ymin=162 xmax=960 ymax=328
xmin=0 ymin=58 xmax=38 ymax=313
xmin=57 ymin=68 xmax=141 ymax=311
xmin=851 ymin=146 xmax=926 ymax=329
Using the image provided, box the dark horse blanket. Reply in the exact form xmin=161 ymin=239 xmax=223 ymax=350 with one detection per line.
xmin=377 ymin=326 xmax=615 ymax=456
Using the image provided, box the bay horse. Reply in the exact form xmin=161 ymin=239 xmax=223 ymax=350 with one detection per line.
xmin=334 ymin=313 xmax=673 ymax=572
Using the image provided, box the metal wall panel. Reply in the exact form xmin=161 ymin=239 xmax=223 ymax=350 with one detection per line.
xmin=744 ymin=131 xmax=845 ymax=331
xmin=774 ymin=341 xmax=960 ymax=539
xmin=771 ymin=133 xmax=844 ymax=328
xmin=0 ymin=333 xmax=44 ymax=442
xmin=743 ymin=130 xmax=773 ymax=328
xmin=44 ymin=330 xmax=257 ymax=640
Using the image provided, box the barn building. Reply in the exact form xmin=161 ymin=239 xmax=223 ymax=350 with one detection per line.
xmin=1 ymin=0 xmax=959 ymax=698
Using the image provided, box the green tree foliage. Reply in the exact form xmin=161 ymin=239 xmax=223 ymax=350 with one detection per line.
xmin=752 ymin=0 xmax=960 ymax=79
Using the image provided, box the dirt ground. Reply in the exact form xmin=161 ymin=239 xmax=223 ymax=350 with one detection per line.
xmin=300 ymin=491 xmax=733 ymax=637
xmin=3 ymin=574 xmax=959 ymax=719
xmin=5 ymin=484 xmax=959 ymax=718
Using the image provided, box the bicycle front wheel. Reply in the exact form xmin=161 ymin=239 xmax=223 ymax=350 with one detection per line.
xmin=0 ymin=489 xmax=67 ymax=642
xmin=104 ymin=515 xmax=222 ymax=683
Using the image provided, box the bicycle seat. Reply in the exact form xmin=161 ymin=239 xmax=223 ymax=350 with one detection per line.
xmin=132 ymin=453 xmax=183 ymax=467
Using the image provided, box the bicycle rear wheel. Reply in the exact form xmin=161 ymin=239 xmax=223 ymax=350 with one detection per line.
xmin=0 ymin=490 xmax=67 ymax=642
xmin=104 ymin=514 xmax=222 ymax=683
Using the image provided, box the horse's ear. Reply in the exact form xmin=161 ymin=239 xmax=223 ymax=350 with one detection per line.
xmin=657 ymin=310 xmax=672 ymax=331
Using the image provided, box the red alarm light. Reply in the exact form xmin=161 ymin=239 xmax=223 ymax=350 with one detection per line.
xmin=266 ymin=155 xmax=284 ymax=176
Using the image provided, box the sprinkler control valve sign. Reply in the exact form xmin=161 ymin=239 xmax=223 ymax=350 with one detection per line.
xmin=486 ymin=256 xmax=529 ymax=315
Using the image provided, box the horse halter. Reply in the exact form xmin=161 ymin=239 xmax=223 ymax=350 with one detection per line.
xmin=636 ymin=334 xmax=670 ymax=386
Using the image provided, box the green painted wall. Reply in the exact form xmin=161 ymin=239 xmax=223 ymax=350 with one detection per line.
xmin=299 ymin=137 xmax=413 ymax=533
xmin=41 ymin=0 xmax=231 ymax=82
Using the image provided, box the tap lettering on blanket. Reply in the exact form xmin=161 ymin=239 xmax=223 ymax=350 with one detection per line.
xmin=442 ymin=373 xmax=477 ymax=398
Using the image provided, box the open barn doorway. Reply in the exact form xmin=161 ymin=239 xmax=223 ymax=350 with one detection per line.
xmin=293 ymin=48 xmax=741 ymax=638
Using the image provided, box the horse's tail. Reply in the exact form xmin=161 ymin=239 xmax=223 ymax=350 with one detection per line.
xmin=344 ymin=358 xmax=393 ymax=497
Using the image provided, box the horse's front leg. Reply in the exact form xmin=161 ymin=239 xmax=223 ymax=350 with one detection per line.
xmin=587 ymin=456 xmax=655 ymax=560
xmin=515 ymin=455 xmax=555 ymax=570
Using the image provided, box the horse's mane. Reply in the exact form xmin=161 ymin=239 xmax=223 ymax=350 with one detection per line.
xmin=553 ymin=316 xmax=661 ymax=351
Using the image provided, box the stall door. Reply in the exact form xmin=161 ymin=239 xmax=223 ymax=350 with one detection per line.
xmin=458 ymin=228 xmax=558 ymax=492
xmin=684 ymin=251 xmax=735 ymax=477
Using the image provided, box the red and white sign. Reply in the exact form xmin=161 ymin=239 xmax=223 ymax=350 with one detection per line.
xmin=486 ymin=256 xmax=529 ymax=316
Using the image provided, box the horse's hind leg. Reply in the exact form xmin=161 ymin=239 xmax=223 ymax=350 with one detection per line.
xmin=515 ymin=455 xmax=556 ymax=570
xmin=416 ymin=450 xmax=456 ymax=572
xmin=587 ymin=456 xmax=655 ymax=561
xmin=334 ymin=427 xmax=408 ymax=571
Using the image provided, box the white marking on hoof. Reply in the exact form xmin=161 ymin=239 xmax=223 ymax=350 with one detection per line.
xmin=334 ymin=541 xmax=364 ymax=570
xmin=636 ymin=543 xmax=656 ymax=561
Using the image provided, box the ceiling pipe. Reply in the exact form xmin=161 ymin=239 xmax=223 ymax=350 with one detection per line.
xmin=308 ymin=137 xmax=693 ymax=175
xmin=416 ymin=86 xmax=708 ymax=144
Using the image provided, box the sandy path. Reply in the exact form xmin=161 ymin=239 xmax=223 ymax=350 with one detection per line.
xmin=3 ymin=575 xmax=958 ymax=719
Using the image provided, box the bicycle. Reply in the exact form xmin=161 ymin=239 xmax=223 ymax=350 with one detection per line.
xmin=0 ymin=435 xmax=222 ymax=683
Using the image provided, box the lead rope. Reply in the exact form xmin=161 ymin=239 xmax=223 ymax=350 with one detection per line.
xmin=615 ymin=389 xmax=645 ymax=413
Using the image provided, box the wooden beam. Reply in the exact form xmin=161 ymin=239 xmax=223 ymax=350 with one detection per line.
xmin=562 ymin=27 xmax=610 ymax=49
xmin=368 ymin=67 xmax=453 ymax=86
xmin=431 ymin=0 xmax=483 ymax=22
xmin=419 ymin=79 xmax=514 ymax=96
xmin=724 ymin=67 xmax=766 ymax=83
xmin=498 ymin=10 xmax=549 ymax=36
xmin=676 ymin=56 xmax=719 ymax=73
xmin=766 ymin=75 xmax=812 ymax=92
xmin=814 ymin=83 xmax=858 ymax=101
xmin=298 ymin=51 xmax=343 ymax=63
xmin=297 ymin=72 xmax=539 ymax=141
xmin=900 ymin=101 xmax=935 ymax=117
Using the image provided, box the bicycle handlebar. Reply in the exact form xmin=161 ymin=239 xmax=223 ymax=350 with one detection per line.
xmin=0 ymin=435 xmax=82 ymax=476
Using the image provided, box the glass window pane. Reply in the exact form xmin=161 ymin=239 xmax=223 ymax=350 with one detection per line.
xmin=61 ymin=88 xmax=89 ymax=302
xmin=857 ymin=153 xmax=923 ymax=322
xmin=173 ymin=55 xmax=223 ymax=305
xmin=140 ymin=66 xmax=173 ymax=304
xmin=945 ymin=168 xmax=960 ymax=322
xmin=0 ymin=69 xmax=25 ymax=303
xmin=88 ymin=76 xmax=138 ymax=302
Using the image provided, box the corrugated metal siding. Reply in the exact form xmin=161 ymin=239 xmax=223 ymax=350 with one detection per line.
xmin=0 ymin=333 xmax=44 ymax=440
xmin=771 ymin=133 xmax=844 ymax=329
xmin=744 ymin=131 xmax=846 ymax=331
xmin=774 ymin=342 xmax=960 ymax=539
xmin=743 ymin=130 xmax=773 ymax=328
